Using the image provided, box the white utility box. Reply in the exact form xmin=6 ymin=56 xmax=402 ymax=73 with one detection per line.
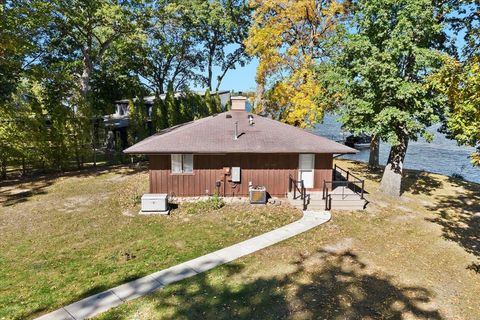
xmin=231 ymin=167 xmax=241 ymax=182
xmin=141 ymin=193 xmax=169 ymax=214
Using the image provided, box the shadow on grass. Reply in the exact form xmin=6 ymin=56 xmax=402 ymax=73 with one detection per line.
xmin=403 ymin=171 xmax=443 ymax=195
xmin=426 ymin=177 xmax=480 ymax=273
xmin=100 ymin=250 xmax=442 ymax=320
xmin=24 ymin=274 xmax=150 ymax=320
xmin=0 ymin=163 xmax=147 ymax=207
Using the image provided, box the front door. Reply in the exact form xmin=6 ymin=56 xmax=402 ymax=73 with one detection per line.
xmin=299 ymin=154 xmax=315 ymax=188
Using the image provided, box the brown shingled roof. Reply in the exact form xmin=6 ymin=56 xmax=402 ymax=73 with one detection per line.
xmin=124 ymin=111 xmax=358 ymax=154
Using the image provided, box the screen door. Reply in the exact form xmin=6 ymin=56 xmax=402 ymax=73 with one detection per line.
xmin=298 ymin=154 xmax=315 ymax=188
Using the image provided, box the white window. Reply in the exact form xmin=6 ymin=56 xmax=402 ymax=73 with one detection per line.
xmin=171 ymin=154 xmax=193 ymax=173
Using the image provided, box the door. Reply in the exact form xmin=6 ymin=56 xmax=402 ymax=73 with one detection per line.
xmin=299 ymin=154 xmax=315 ymax=188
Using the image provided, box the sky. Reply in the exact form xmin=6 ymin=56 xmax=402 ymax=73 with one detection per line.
xmin=191 ymin=43 xmax=259 ymax=93
xmin=214 ymin=57 xmax=259 ymax=92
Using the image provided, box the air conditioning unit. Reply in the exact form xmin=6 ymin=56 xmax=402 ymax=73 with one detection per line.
xmin=249 ymin=186 xmax=266 ymax=204
xmin=141 ymin=194 xmax=169 ymax=214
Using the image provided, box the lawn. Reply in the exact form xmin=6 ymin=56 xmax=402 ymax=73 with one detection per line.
xmin=92 ymin=159 xmax=480 ymax=320
xmin=0 ymin=165 xmax=302 ymax=320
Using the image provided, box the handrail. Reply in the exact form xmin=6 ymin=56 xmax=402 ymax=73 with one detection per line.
xmin=324 ymin=184 xmax=332 ymax=210
xmin=334 ymin=164 xmax=363 ymax=184
xmin=325 ymin=165 xmax=366 ymax=201
xmin=289 ymin=174 xmax=307 ymax=210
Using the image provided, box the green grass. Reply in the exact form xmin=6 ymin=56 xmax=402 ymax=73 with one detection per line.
xmin=0 ymin=166 xmax=301 ymax=320
xmin=94 ymin=160 xmax=480 ymax=320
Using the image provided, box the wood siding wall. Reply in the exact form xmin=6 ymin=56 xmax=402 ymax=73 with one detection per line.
xmin=149 ymin=153 xmax=333 ymax=197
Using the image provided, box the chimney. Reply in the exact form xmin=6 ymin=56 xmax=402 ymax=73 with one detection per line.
xmin=231 ymin=96 xmax=247 ymax=111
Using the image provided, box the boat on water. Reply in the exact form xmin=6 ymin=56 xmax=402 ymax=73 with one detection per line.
xmin=345 ymin=134 xmax=372 ymax=149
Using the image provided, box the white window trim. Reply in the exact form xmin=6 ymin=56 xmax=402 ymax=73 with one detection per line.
xmin=171 ymin=154 xmax=194 ymax=174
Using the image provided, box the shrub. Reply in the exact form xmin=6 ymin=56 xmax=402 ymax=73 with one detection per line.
xmin=205 ymin=194 xmax=225 ymax=210
xmin=183 ymin=195 xmax=225 ymax=214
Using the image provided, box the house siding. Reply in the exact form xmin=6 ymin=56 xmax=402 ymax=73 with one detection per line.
xmin=149 ymin=153 xmax=333 ymax=197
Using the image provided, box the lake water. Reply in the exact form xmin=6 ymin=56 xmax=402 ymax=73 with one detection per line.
xmin=311 ymin=114 xmax=480 ymax=184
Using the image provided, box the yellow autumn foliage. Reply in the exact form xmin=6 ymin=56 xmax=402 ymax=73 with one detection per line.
xmin=429 ymin=54 xmax=480 ymax=165
xmin=245 ymin=0 xmax=347 ymax=126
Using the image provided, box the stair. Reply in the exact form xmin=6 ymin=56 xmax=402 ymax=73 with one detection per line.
xmin=327 ymin=186 xmax=367 ymax=210
xmin=287 ymin=187 xmax=367 ymax=211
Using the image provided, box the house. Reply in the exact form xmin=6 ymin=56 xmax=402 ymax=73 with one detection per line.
xmin=103 ymin=91 xmax=232 ymax=150
xmin=124 ymin=96 xmax=367 ymax=210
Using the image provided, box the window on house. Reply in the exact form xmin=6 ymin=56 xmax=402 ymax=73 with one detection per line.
xmin=171 ymin=154 xmax=193 ymax=173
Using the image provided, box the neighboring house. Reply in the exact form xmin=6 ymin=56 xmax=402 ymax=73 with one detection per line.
xmin=103 ymin=91 xmax=232 ymax=150
xmin=124 ymin=96 xmax=368 ymax=210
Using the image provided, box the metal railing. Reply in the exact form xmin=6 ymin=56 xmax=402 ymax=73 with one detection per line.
xmin=324 ymin=187 xmax=332 ymax=210
xmin=289 ymin=174 xmax=308 ymax=211
xmin=333 ymin=164 xmax=365 ymax=199
xmin=322 ymin=165 xmax=365 ymax=209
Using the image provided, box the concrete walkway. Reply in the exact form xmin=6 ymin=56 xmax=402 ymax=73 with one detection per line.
xmin=36 ymin=210 xmax=331 ymax=320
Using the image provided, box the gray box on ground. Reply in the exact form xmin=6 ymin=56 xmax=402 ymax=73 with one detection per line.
xmin=141 ymin=194 xmax=168 ymax=213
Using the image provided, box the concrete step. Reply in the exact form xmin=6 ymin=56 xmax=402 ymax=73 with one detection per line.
xmin=329 ymin=199 xmax=367 ymax=210
xmin=290 ymin=197 xmax=363 ymax=205
xmin=287 ymin=192 xmax=367 ymax=211
xmin=330 ymin=186 xmax=358 ymax=195
xmin=288 ymin=190 xmax=363 ymax=200
xmin=328 ymin=194 xmax=362 ymax=201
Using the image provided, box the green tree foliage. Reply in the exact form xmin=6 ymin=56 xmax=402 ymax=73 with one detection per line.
xmin=429 ymin=2 xmax=480 ymax=166
xmin=128 ymin=98 xmax=148 ymax=145
xmin=204 ymin=89 xmax=216 ymax=115
xmin=151 ymin=94 xmax=169 ymax=132
xmin=320 ymin=0 xmax=449 ymax=196
xmin=0 ymin=0 xmax=242 ymax=178
xmin=42 ymin=0 xmax=144 ymax=104
xmin=214 ymin=93 xmax=223 ymax=112
xmin=166 ymin=83 xmax=181 ymax=127
xmin=176 ymin=0 xmax=252 ymax=91
xmin=0 ymin=1 xmax=47 ymax=102
xmin=132 ymin=1 xmax=202 ymax=95
xmin=184 ymin=91 xmax=210 ymax=119
xmin=429 ymin=57 xmax=480 ymax=166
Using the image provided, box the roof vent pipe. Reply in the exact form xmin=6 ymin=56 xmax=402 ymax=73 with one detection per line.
xmin=248 ymin=114 xmax=254 ymax=126
xmin=234 ymin=121 xmax=239 ymax=140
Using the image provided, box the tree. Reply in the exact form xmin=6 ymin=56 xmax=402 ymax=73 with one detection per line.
xmin=151 ymin=94 xmax=169 ymax=132
xmin=43 ymin=0 xmax=143 ymax=108
xmin=166 ymin=83 xmax=181 ymax=127
xmin=133 ymin=1 xmax=203 ymax=96
xmin=430 ymin=56 xmax=480 ymax=166
xmin=128 ymin=97 xmax=148 ymax=145
xmin=0 ymin=1 xmax=47 ymax=103
xmin=245 ymin=0 xmax=348 ymax=127
xmin=429 ymin=2 xmax=480 ymax=166
xmin=204 ymin=89 xmax=216 ymax=115
xmin=176 ymin=0 xmax=252 ymax=92
xmin=324 ymin=0 xmax=449 ymax=196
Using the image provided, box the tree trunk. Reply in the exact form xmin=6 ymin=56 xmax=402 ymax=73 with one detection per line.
xmin=0 ymin=157 xmax=7 ymax=180
xmin=74 ymin=134 xmax=81 ymax=170
xmin=80 ymin=49 xmax=92 ymax=99
xmin=21 ymin=157 xmax=26 ymax=177
xmin=207 ymin=62 xmax=213 ymax=92
xmin=368 ymin=135 xmax=380 ymax=169
xmin=380 ymin=134 xmax=409 ymax=197
xmin=207 ymin=44 xmax=215 ymax=92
